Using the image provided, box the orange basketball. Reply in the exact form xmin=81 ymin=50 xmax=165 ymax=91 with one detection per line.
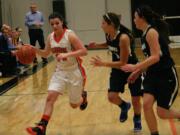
xmin=16 ymin=45 xmax=36 ymax=64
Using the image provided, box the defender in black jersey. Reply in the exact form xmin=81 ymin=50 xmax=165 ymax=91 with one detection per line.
xmin=121 ymin=5 xmax=180 ymax=135
xmin=89 ymin=12 xmax=142 ymax=132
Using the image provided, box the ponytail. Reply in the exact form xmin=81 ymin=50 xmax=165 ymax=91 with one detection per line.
xmin=152 ymin=15 xmax=170 ymax=43
xmin=119 ymin=24 xmax=135 ymax=52
xmin=120 ymin=24 xmax=134 ymax=44
xmin=136 ymin=5 xmax=170 ymax=43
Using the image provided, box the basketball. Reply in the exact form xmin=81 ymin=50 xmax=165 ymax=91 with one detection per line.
xmin=16 ymin=44 xmax=36 ymax=64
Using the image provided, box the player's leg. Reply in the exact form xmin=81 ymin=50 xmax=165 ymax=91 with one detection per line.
xmin=26 ymin=91 xmax=60 ymax=135
xmin=156 ymin=67 xmax=180 ymax=119
xmin=129 ymin=76 xmax=142 ymax=132
xmin=26 ymin=71 xmax=65 ymax=135
xmin=108 ymin=73 xmax=131 ymax=122
xmin=143 ymin=93 xmax=159 ymax=135
xmin=68 ymin=68 xmax=88 ymax=110
xmin=108 ymin=91 xmax=131 ymax=122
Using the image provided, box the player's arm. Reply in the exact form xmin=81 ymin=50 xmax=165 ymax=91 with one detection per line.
xmin=135 ymin=28 xmax=160 ymax=70
xmin=92 ymin=34 xmax=130 ymax=68
xmin=57 ymin=31 xmax=87 ymax=60
xmin=121 ymin=29 xmax=160 ymax=72
xmin=87 ymin=42 xmax=108 ymax=49
xmin=105 ymin=34 xmax=130 ymax=68
xmin=34 ymin=34 xmax=51 ymax=58
xmin=127 ymin=68 xmax=142 ymax=83
xmin=67 ymin=31 xmax=87 ymax=57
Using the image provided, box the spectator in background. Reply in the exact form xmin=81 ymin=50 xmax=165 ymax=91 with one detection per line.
xmin=0 ymin=24 xmax=10 ymax=52
xmin=15 ymin=27 xmax=23 ymax=45
xmin=11 ymin=27 xmax=29 ymax=69
xmin=7 ymin=27 xmax=22 ymax=50
xmin=0 ymin=24 xmax=17 ymax=76
xmin=11 ymin=29 xmax=19 ymax=46
xmin=0 ymin=24 xmax=16 ymax=51
xmin=25 ymin=2 xmax=47 ymax=64
xmin=10 ymin=27 xmax=24 ymax=47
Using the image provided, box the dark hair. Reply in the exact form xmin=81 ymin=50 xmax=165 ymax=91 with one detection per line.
xmin=103 ymin=12 xmax=135 ymax=50
xmin=136 ymin=5 xmax=170 ymax=43
xmin=103 ymin=12 xmax=120 ymax=30
xmin=120 ymin=24 xmax=134 ymax=45
xmin=48 ymin=12 xmax=68 ymax=28
xmin=15 ymin=27 xmax=19 ymax=31
xmin=103 ymin=12 xmax=133 ymax=37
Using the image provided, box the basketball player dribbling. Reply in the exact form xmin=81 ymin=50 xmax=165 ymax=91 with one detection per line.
xmin=26 ymin=13 xmax=88 ymax=135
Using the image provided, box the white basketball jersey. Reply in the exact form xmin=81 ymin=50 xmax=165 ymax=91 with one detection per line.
xmin=50 ymin=29 xmax=78 ymax=70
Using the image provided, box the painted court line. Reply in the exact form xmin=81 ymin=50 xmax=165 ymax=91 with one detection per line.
xmin=169 ymin=119 xmax=177 ymax=135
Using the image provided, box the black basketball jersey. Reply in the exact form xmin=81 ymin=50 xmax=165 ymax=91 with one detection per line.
xmin=141 ymin=26 xmax=174 ymax=73
xmin=106 ymin=31 xmax=138 ymax=64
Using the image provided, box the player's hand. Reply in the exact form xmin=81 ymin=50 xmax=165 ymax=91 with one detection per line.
xmin=16 ymin=44 xmax=22 ymax=50
xmin=11 ymin=50 xmax=17 ymax=56
xmin=88 ymin=42 xmax=96 ymax=49
xmin=90 ymin=56 xmax=105 ymax=67
xmin=24 ymin=44 xmax=34 ymax=48
xmin=121 ymin=64 xmax=137 ymax=72
xmin=56 ymin=53 xmax=68 ymax=61
xmin=26 ymin=44 xmax=36 ymax=50
xmin=127 ymin=69 xmax=141 ymax=84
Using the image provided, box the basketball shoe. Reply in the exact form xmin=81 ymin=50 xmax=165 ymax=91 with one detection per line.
xmin=133 ymin=116 xmax=142 ymax=132
xmin=119 ymin=102 xmax=131 ymax=122
xmin=80 ymin=91 xmax=88 ymax=110
xmin=26 ymin=121 xmax=46 ymax=135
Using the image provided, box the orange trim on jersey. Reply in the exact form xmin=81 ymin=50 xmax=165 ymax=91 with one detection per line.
xmin=53 ymin=28 xmax=67 ymax=43
xmin=76 ymin=57 xmax=86 ymax=87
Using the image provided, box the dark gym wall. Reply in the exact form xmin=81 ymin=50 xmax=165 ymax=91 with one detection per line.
xmin=131 ymin=0 xmax=180 ymax=37
xmin=52 ymin=0 xmax=66 ymax=20
xmin=0 ymin=0 xmax=2 ymax=26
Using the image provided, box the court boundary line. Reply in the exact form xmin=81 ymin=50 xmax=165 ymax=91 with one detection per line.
xmin=169 ymin=119 xmax=177 ymax=135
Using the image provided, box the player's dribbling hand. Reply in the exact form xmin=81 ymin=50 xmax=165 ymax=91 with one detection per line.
xmin=24 ymin=44 xmax=37 ymax=53
xmin=11 ymin=50 xmax=17 ymax=56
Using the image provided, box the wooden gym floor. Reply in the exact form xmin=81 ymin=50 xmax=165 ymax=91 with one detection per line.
xmin=0 ymin=48 xmax=179 ymax=135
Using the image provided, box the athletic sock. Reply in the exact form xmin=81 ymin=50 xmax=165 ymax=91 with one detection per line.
xmin=118 ymin=100 xmax=127 ymax=110
xmin=40 ymin=114 xmax=50 ymax=126
xmin=133 ymin=114 xmax=142 ymax=131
